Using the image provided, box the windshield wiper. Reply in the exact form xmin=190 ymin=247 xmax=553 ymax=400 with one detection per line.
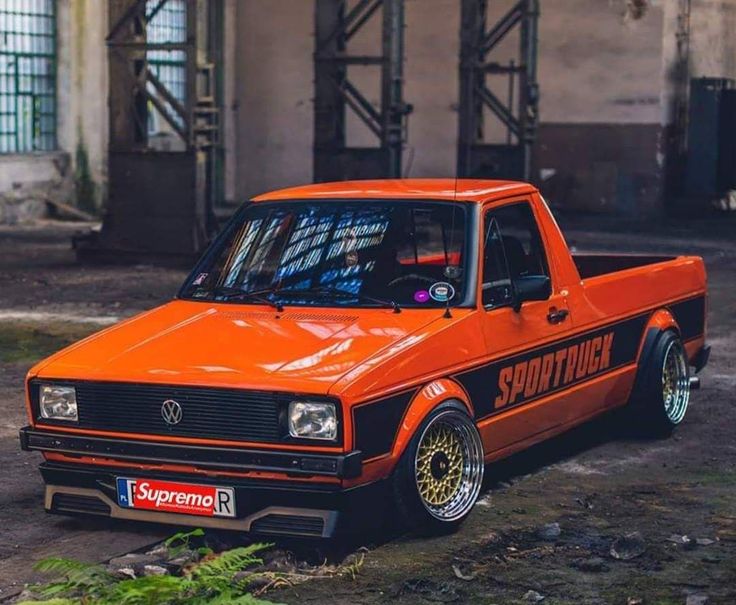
xmin=280 ymin=285 xmax=401 ymax=314
xmin=210 ymin=286 xmax=284 ymax=312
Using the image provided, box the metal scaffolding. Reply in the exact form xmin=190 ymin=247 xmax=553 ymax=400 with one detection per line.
xmin=76 ymin=0 xmax=221 ymax=264
xmin=314 ymin=0 xmax=412 ymax=182
xmin=457 ymin=0 xmax=539 ymax=181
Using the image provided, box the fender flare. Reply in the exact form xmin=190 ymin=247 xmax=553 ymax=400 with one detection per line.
xmin=631 ymin=309 xmax=680 ymax=398
xmin=390 ymin=378 xmax=475 ymax=460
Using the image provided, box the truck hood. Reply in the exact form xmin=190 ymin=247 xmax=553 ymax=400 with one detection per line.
xmin=33 ymin=300 xmax=444 ymax=394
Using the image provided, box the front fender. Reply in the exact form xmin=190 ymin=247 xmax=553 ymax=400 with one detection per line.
xmin=390 ymin=378 xmax=474 ymax=460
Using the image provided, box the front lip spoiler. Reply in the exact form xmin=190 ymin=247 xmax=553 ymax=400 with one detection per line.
xmin=19 ymin=426 xmax=362 ymax=479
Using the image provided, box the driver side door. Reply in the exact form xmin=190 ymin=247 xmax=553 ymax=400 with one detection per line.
xmin=474 ymin=199 xmax=574 ymax=453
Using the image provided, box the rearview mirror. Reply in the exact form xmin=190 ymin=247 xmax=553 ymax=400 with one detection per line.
xmin=512 ymin=275 xmax=551 ymax=311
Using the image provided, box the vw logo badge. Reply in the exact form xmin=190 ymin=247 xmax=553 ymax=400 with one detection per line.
xmin=161 ymin=399 xmax=183 ymax=426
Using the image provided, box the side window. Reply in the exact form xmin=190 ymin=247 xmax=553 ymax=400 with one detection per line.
xmin=483 ymin=202 xmax=550 ymax=307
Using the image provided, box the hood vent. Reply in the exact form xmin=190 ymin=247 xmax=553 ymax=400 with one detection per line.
xmin=219 ymin=311 xmax=358 ymax=323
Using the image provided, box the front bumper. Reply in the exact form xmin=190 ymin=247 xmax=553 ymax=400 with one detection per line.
xmin=20 ymin=427 xmax=381 ymax=538
xmin=37 ymin=461 xmax=387 ymax=538
xmin=19 ymin=426 xmax=362 ymax=478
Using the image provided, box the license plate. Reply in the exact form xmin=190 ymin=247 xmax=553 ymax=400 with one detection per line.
xmin=116 ymin=477 xmax=236 ymax=518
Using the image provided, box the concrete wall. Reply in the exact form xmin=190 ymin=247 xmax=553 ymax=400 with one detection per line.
xmin=534 ymin=0 xmax=667 ymax=214
xmin=57 ymin=0 xmax=109 ymax=210
xmin=232 ymin=0 xmax=314 ymax=200
xmin=228 ymin=0 xmax=671 ymax=214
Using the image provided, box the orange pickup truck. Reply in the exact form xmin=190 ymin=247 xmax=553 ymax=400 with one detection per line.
xmin=20 ymin=179 xmax=709 ymax=537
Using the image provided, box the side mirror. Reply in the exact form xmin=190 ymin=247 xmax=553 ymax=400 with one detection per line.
xmin=512 ymin=275 xmax=551 ymax=312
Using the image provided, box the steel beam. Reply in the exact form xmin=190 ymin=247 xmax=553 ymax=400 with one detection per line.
xmin=457 ymin=0 xmax=539 ymax=180
xmin=76 ymin=0 xmax=222 ymax=264
xmin=314 ymin=0 xmax=411 ymax=182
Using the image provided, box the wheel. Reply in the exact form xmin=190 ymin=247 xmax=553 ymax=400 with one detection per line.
xmin=391 ymin=402 xmax=484 ymax=534
xmin=631 ymin=330 xmax=691 ymax=436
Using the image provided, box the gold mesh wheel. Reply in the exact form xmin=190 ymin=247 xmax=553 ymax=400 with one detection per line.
xmin=413 ymin=410 xmax=484 ymax=521
xmin=662 ymin=339 xmax=690 ymax=424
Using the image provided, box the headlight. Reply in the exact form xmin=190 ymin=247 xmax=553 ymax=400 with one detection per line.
xmin=39 ymin=385 xmax=78 ymax=422
xmin=288 ymin=401 xmax=337 ymax=440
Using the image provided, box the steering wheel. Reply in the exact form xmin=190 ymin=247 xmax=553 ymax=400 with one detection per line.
xmin=387 ymin=274 xmax=436 ymax=288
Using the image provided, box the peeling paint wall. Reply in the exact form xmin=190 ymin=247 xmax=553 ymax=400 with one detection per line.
xmin=57 ymin=0 xmax=109 ymax=211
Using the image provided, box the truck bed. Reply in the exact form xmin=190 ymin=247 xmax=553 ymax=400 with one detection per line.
xmin=573 ymin=253 xmax=677 ymax=280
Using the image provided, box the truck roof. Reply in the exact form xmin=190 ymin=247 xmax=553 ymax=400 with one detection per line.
xmin=251 ymin=178 xmax=537 ymax=203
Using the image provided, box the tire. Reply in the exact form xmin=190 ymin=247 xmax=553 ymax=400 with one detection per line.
xmin=630 ymin=330 xmax=691 ymax=436
xmin=391 ymin=401 xmax=484 ymax=534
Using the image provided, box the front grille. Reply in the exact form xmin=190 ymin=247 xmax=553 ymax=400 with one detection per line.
xmin=250 ymin=514 xmax=325 ymax=537
xmin=52 ymin=493 xmax=111 ymax=516
xmin=36 ymin=382 xmax=289 ymax=443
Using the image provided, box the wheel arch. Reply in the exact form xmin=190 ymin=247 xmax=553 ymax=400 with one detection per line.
xmin=637 ymin=309 xmax=681 ymax=368
xmin=630 ymin=309 xmax=681 ymax=401
xmin=390 ymin=378 xmax=475 ymax=461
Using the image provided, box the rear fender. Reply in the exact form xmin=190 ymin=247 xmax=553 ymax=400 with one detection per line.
xmin=638 ymin=309 xmax=679 ymax=366
xmin=390 ymin=378 xmax=474 ymax=460
xmin=631 ymin=309 xmax=680 ymax=399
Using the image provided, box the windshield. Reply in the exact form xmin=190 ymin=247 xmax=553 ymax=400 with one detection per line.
xmin=181 ymin=200 xmax=470 ymax=309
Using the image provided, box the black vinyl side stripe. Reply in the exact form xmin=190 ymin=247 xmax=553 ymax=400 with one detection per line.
xmin=454 ymin=313 xmax=649 ymax=421
xmin=352 ymin=294 xmax=705 ymax=458
xmin=352 ymin=388 xmax=417 ymax=461
xmin=669 ymin=296 xmax=706 ymax=341
xmin=453 ymin=293 xmax=705 ymax=421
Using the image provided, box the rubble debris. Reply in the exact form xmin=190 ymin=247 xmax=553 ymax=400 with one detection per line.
xmin=575 ymin=494 xmax=596 ymax=510
xmin=537 ymin=522 xmax=561 ymax=541
xmin=610 ymin=532 xmax=646 ymax=560
xmin=107 ymin=552 xmax=165 ymax=577
xmin=523 ymin=589 xmax=545 ymax=602
xmin=399 ymin=578 xmax=460 ymax=602
xmin=451 ymin=563 xmax=477 ymax=581
xmin=571 ymin=557 xmax=608 ymax=572
xmin=142 ymin=564 xmax=169 ymax=576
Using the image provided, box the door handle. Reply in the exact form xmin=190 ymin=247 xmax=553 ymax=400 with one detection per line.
xmin=547 ymin=307 xmax=569 ymax=325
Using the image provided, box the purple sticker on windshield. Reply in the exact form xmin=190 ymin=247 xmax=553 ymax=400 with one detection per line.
xmin=414 ymin=290 xmax=430 ymax=303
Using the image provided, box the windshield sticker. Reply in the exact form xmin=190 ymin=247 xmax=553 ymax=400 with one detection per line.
xmin=429 ymin=282 xmax=455 ymax=303
xmin=414 ymin=290 xmax=430 ymax=303
xmin=444 ymin=265 xmax=462 ymax=280
xmin=344 ymin=228 xmax=359 ymax=267
xmin=192 ymin=272 xmax=209 ymax=286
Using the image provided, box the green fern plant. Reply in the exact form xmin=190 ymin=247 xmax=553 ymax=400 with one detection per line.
xmin=19 ymin=540 xmax=281 ymax=605
xmin=163 ymin=527 xmax=213 ymax=559
xmin=31 ymin=558 xmax=113 ymax=600
xmin=188 ymin=543 xmax=270 ymax=594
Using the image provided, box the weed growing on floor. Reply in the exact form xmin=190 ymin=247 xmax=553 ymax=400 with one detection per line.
xmin=17 ymin=542 xmax=282 ymax=605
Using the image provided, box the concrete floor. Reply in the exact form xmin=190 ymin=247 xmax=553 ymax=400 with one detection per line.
xmin=0 ymin=218 xmax=734 ymax=603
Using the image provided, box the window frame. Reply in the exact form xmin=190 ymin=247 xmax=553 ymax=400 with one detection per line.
xmin=480 ymin=199 xmax=552 ymax=311
xmin=178 ymin=198 xmax=481 ymax=309
xmin=0 ymin=0 xmax=58 ymax=154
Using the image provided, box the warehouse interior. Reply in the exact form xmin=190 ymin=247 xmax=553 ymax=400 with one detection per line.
xmin=1 ymin=0 xmax=735 ymax=261
xmin=2 ymin=2 xmax=736 ymax=602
